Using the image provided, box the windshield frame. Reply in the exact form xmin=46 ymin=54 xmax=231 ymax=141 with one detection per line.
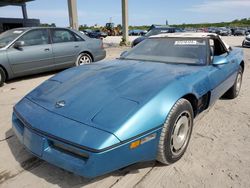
xmin=0 ymin=28 xmax=28 ymax=49
xmin=120 ymin=37 xmax=210 ymax=66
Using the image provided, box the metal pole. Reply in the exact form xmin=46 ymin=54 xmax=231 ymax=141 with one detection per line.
xmin=121 ymin=0 xmax=129 ymax=45
xmin=67 ymin=0 xmax=78 ymax=30
xmin=21 ymin=3 xmax=28 ymax=19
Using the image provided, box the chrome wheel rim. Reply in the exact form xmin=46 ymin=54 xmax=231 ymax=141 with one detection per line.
xmin=79 ymin=55 xmax=91 ymax=65
xmin=171 ymin=111 xmax=191 ymax=156
xmin=236 ymin=73 xmax=242 ymax=95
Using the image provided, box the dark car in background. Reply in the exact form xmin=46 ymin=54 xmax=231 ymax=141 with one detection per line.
xmin=82 ymin=29 xmax=108 ymax=39
xmin=245 ymin=29 xmax=250 ymax=36
xmin=0 ymin=27 xmax=106 ymax=86
xmin=217 ymin=27 xmax=231 ymax=36
xmin=234 ymin=29 xmax=246 ymax=36
xmin=242 ymin=35 xmax=250 ymax=47
xmin=129 ymin=29 xmax=147 ymax=36
xmin=208 ymin=27 xmax=217 ymax=34
xmin=208 ymin=27 xmax=231 ymax=36
xmin=131 ymin=26 xmax=179 ymax=47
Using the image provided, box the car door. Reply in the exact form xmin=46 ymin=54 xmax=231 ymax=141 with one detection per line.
xmin=7 ymin=29 xmax=53 ymax=76
xmin=208 ymin=38 xmax=238 ymax=104
xmin=50 ymin=28 xmax=81 ymax=68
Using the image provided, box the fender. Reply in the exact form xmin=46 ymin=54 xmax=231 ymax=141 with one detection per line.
xmin=0 ymin=50 xmax=15 ymax=79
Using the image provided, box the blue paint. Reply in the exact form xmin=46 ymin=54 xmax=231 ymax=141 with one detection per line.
xmin=12 ymin=45 xmax=244 ymax=178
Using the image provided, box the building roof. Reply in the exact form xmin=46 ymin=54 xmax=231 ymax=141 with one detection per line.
xmin=0 ymin=0 xmax=33 ymax=6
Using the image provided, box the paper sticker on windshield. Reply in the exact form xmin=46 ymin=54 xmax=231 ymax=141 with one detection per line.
xmin=13 ymin=30 xmax=23 ymax=34
xmin=175 ymin=40 xmax=197 ymax=45
xmin=175 ymin=40 xmax=205 ymax=46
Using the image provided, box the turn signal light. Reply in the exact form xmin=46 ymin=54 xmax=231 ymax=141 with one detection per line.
xmin=130 ymin=140 xmax=141 ymax=149
xmin=129 ymin=133 xmax=157 ymax=149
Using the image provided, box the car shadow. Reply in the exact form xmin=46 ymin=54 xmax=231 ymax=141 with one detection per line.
xmin=234 ymin=45 xmax=249 ymax=49
xmin=234 ymin=45 xmax=243 ymax=48
xmin=5 ymin=128 xmax=160 ymax=187
xmin=219 ymin=95 xmax=231 ymax=101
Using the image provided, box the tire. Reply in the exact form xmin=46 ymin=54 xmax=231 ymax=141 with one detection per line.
xmin=223 ymin=66 xmax=243 ymax=99
xmin=157 ymin=98 xmax=194 ymax=165
xmin=76 ymin=53 xmax=93 ymax=66
xmin=0 ymin=67 xmax=6 ymax=87
xmin=242 ymin=41 xmax=246 ymax=47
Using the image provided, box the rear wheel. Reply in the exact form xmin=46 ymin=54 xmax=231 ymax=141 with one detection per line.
xmin=157 ymin=98 xmax=194 ymax=164
xmin=76 ymin=53 xmax=92 ymax=66
xmin=0 ymin=67 xmax=6 ymax=87
xmin=223 ymin=67 xmax=243 ymax=99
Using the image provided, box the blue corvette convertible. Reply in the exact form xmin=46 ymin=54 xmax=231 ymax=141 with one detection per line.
xmin=12 ymin=33 xmax=244 ymax=178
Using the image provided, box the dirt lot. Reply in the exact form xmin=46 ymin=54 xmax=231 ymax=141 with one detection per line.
xmin=0 ymin=36 xmax=249 ymax=188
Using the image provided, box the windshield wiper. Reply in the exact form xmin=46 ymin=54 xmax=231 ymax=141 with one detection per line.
xmin=117 ymin=57 xmax=143 ymax=61
xmin=117 ymin=57 xmax=204 ymax=66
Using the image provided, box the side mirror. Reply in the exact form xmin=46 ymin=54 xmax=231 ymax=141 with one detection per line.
xmin=120 ymin=51 xmax=128 ymax=57
xmin=13 ymin=41 xmax=25 ymax=49
xmin=212 ymin=56 xmax=228 ymax=65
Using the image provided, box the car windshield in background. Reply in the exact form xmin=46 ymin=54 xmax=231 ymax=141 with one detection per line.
xmin=0 ymin=29 xmax=26 ymax=48
xmin=121 ymin=38 xmax=208 ymax=65
xmin=145 ymin=29 xmax=174 ymax=37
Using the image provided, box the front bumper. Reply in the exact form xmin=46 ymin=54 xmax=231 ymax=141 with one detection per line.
xmin=242 ymin=40 xmax=250 ymax=47
xmin=12 ymin=99 xmax=160 ymax=178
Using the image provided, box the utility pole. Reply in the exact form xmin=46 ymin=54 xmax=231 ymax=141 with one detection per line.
xmin=121 ymin=0 xmax=129 ymax=45
xmin=68 ymin=0 xmax=78 ymax=30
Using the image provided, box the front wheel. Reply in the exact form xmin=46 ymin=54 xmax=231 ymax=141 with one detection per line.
xmin=157 ymin=98 xmax=194 ymax=165
xmin=223 ymin=67 xmax=243 ymax=99
xmin=76 ymin=53 xmax=93 ymax=66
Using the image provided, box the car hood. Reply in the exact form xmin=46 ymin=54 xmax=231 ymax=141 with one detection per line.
xmin=26 ymin=60 xmax=204 ymax=137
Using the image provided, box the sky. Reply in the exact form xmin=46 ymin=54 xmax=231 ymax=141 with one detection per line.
xmin=0 ymin=0 xmax=249 ymax=26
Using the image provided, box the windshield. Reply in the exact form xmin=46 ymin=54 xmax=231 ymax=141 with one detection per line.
xmin=0 ymin=29 xmax=26 ymax=48
xmin=121 ymin=38 xmax=208 ymax=65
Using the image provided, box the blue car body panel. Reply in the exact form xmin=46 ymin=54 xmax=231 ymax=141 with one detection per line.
xmin=13 ymin=110 xmax=162 ymax=177
xmin=12 ymin=45 xmax=244 ymax=177
xmin=13 ymin=98 xmax=120 ymax=151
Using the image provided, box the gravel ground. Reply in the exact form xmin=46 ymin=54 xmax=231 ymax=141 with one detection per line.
xmin=0 ymin=36 xmax=249 ymax=188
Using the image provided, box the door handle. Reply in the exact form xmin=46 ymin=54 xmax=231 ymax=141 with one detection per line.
xmin=44 ymin=48 xmax=50 ymax=51
xmin=74 ymin=45 xmax=79 ymax=48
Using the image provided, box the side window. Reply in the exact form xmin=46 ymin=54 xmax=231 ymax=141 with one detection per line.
xmin=211 ymin=39 xmax=227 ymax=56
xmin=52 ymin=29 xmax=76 ymax=43
xmin=18 ymin=29 xmax=49 ymax=46
xmin=74 ymin=33 xmax=84 ymax=41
